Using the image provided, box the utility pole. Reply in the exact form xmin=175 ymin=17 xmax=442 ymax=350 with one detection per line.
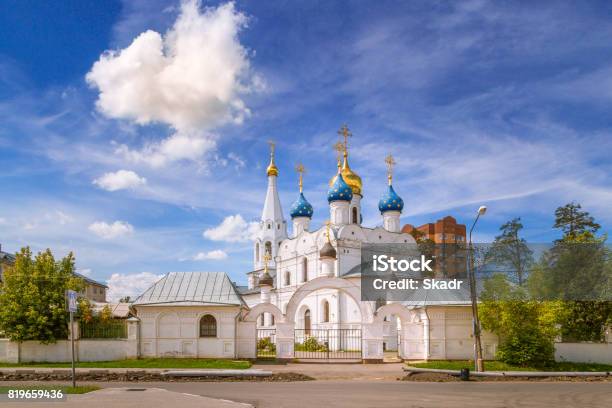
xmin=468 ymin=206 xmax=487 ymax=372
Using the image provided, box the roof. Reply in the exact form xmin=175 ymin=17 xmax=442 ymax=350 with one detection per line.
xmin=132 ymin=271 xmax=244 ymax=307
xmin=0 ymin=251 xmax=16 ymax=264
xmin=74 ymin=272 xmax=108 ymax=288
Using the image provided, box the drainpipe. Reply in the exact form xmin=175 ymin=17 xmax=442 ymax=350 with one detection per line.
xmin=422 ymin=308 xmax=430 ymax=360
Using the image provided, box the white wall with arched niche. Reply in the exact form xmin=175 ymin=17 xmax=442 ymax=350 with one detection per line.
xmin=135 ymin=305 xmax=240 ymax=359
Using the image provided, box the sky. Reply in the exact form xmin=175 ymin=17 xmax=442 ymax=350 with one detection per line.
xmin=1 ymin=0 xmax=611 ymax=301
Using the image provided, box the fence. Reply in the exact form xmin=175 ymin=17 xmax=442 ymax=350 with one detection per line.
xmin=294 ymin=328 xmax=362 ymax=360
xmin=80 ymin=320 xmax=127 ymax=339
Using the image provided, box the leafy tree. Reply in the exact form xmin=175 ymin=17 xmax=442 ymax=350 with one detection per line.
xmin=486 ymin=218 xmax=533 ymax=286
xmin=77 ymin=297 xmax=94 ymax=323
xmin=99 ymin=305 xmax=113 ymax=322
xmin=0 ymin=247 xmax=84 ymax=343
xmin=119 ymin=296 xmax=131 ymax=303
xmin=553 ymin=202 xmax=601 ymax=242
xmin=529 ymin=203 xmax=611 ymax=341
xmin=480 ymin=274 xmax=566 ymax=366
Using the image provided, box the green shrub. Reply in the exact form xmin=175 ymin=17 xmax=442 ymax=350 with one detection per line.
xmin=257 ymin=337 xmax=276 ymax=353
xmin=295 ymin=336 xmax=328 ymax=352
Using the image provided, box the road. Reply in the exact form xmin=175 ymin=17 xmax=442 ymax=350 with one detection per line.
xmin=32 ymin=380 xmax=612 ymax=408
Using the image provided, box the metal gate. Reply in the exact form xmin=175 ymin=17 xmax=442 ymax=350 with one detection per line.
xmin=257 ymin=328 xmax=276 ymax=359
xmin=294 ymin=328 xmax=361 ymax=360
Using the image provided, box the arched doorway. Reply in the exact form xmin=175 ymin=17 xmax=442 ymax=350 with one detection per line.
xmin=287 ymin=277 xmax=367 ymax=361
xmin=304 ymin=309 xmax=311 ymax=334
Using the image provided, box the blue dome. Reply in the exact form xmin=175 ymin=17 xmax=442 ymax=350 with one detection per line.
xmin=378 ymin=184 xmax=404 ymax=213
xmin=290 ymin=192 xmax=314 ymax=219
xmin=327 ymin=173 xmax=353 ymax=203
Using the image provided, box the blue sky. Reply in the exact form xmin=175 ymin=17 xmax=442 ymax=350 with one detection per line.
xmin=1 ymin=0 xmax=611 ymax=300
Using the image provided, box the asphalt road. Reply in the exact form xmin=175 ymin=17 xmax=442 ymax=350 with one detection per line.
xmin=78 ymin=380 xmax=612 ymax=408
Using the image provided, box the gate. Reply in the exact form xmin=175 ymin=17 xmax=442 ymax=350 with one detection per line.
xmin=257 ymin=328 xmax=276 ymax=359
xmin=294 ymin=328 xmax=361 ymax=360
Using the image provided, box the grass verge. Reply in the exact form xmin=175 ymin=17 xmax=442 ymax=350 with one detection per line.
xmin=0 ymin=358 xmax=251 ymax=370
xmin=0 ymin=385 xmax=100 ymax=394
xmin=408 ymin=360 xmax=612 ymax=372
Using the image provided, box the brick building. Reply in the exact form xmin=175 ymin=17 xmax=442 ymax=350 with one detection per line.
xmin=402 ymin=216 xmax=467 ymax=277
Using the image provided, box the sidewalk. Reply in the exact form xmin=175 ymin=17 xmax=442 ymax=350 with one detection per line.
xmin=253 ymin=362 xmax=405 ymax=381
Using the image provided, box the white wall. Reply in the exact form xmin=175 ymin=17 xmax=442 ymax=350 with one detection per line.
xmin=136 ymin=305 xmax=240 ymax=359
xmin=555 ymin=342 xmax=612 ymax=364
xmin=0 ymin=339 xmax=134 ymax=363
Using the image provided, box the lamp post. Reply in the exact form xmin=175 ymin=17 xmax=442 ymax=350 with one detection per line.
xmin=468 ymin=205 xmax=487 ymax=372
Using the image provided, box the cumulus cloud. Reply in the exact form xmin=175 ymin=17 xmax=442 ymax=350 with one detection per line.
xmin=93 ymin=169 xmax=147 ymax=191
xmin=114 ymin=132 xmax=216 ymax=168
xmin=193 ymin=249 xmax=228 ymax=260
xmin=106 ymin=272 xmax=163 ymax=302
xmin=203 ymin=214 xmax=258 ymax=242
xmin=88 ymin=220 xmax=134 ymax=239
xmin=86 ymin=0 xmax=260 ymax=167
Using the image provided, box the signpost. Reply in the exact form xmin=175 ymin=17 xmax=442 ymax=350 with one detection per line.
xmin=66 ymin=290 xmax=78 ymax=387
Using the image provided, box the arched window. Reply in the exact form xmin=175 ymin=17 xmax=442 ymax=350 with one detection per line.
xmin=199 ymin=315 xmax=217 ymax=337
xmin=255 ymin=242 xmax=260 ymax=262
xmin=301 ymin=257 xmax=308 ymax=282
xmin=265 ymin=241 xmax=272 ymax=256
xmin=284 ymin=271 xmax=291 ymax=286
xmin=352 ymin=207 xmax=358 ymax=224
xmin=322 ymin=300 xmax=330 ymax=323
xmin=270 ymin=314 xmax=275 ymax=326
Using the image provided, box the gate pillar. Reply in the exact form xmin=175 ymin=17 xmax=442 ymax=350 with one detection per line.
xmin=275 ymin=322 xmax=294 ymax=361
xmin=362 ymin=322 xmax=384 ymax=363
xmin=236 ymin=321 xmax=257 ymax=359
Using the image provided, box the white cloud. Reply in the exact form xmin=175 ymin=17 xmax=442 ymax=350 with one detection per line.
xmin=86 ymin=0 xmax=260 ymax=167
xmin=114 ymin=131 xmax=216 ymax=168
xmin=106 ymin=271 xmax=163 ymax=302
xmin=88 ymin=220 xmax=134 ymax=239
xmin=93 ymin=169 xmax=147 ymax=191
xmin=193 ymin=249 xmax=228 ymax=260
xmin=203 ymin=214 xmax=258 ymax=242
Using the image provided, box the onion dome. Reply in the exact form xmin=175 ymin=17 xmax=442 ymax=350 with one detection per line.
xmin=319 ymin=241 xmax=337 ymax=259
xmin=328 ymin=154 xmax=363 ymax=196
xmin=259 ymin=270 xmax=273 ymax=287
xmin=266 ymin=141 xmax=279 ymax=177
xmin=327 ymin=172 xmax=353 ymax=203
xmin=290 ymin=192 xmax=314 ymax=219
xmin=378 ymin=184 xmax=404 ymax=213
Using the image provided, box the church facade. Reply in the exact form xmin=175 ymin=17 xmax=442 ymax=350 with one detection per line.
xmin=132 ymin=127 xmax=498 ymax=361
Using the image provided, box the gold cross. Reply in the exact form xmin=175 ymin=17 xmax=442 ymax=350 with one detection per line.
xmin=267 ymin=140 xmax=275 ymax=156
xmin=296 ymin=163 xmax=305 ymax=192
xmin=337 ymin=124 xmax=352 ymax=151
xmin=385 ymin=154 xmax=396 ymax=185
xmin=333 ymin=141 xmax=345 ymax=167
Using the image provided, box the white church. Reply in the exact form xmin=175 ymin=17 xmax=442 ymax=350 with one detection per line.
xmin=132 ymin=126 xmax=498 ymax=362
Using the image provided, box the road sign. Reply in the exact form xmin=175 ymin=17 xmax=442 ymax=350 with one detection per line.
xmin=67 ymin=290 xmax=78 ymax=313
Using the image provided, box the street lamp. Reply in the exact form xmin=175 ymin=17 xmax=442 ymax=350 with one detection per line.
xmin=468 ymin=205 xmax=487 ymax=372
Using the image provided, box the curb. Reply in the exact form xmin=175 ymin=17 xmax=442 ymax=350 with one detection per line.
xmin=403 ymin=367 xmax=611 ymax=377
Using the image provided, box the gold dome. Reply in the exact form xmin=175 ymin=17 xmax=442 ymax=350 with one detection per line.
xmin=329 ymin=153 xmax=362 ymax=196
xmin=267 ymin=160 xmax=279 ymax=177
xmin=266 ymin=141 xmax=279 ymax=177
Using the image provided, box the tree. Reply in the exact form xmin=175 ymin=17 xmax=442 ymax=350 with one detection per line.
xmin=77 ymin=297 xmax=94 ymax=323
xmin=99 ymin=305 xmax=113 ymax=322
xmin=531 ymin=203 xmax=611 ymax=342
xmin=480 ymin=274 xmax=565 ymax=366
xmin=553 ymin=202 xmax=600 ymax=242
xmin=487 ymin=218 xmax=533 ymax=286
xmin=0 ymin=247 xmax=84 ymax=343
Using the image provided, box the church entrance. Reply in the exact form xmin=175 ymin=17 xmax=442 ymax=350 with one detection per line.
xmin=294 ymin=328 xmax=362 ymax=361
xmin=256 ymin=328 xmax=276 ymax=359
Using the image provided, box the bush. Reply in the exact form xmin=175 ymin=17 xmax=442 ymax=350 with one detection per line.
xmin=257 ymin=337 xmax=276 ymax=353
xmin=295 ymin=336 xmax=328 ymax=352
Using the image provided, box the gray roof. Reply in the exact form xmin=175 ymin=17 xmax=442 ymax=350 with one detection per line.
xmin=74 ymin=272 xmax=108 ymax=288
xmin=0 ymin=251 xmax=15 ymax=263
xmin=132 ymin=272 xmax=244 ymax=307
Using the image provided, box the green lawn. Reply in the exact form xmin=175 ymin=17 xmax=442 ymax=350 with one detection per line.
xmin=0 ymin=385 xmax=100 ymax=394
xmin=0 ymin=358 xmax=251 ymax=369
xmin=408 ymin=360 xmax=612 ymax=372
